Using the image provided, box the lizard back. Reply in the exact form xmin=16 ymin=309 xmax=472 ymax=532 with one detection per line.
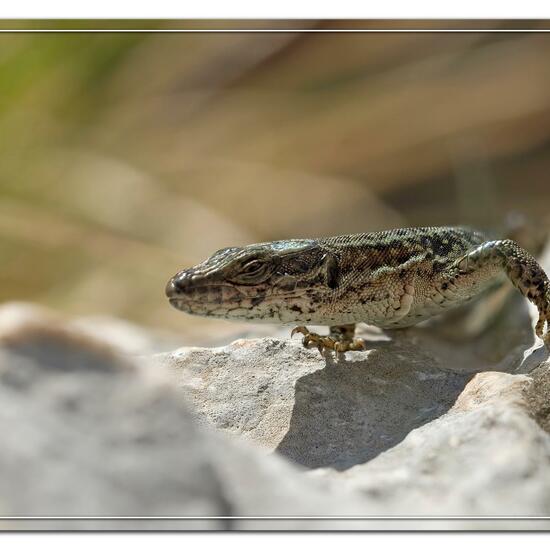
xmin=315 ymin=226 xmax=491 ymax=327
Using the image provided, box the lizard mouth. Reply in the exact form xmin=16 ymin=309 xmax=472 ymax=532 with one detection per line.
xmin=168 ymin=297 xmax=217 ymax=307
xmin=167 ymin=282 xmax=252 ymax=315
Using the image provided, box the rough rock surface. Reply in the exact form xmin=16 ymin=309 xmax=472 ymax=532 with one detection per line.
xmin=321 ymin=370 xmax=550 ymax=516
xmin=151 ymin=292 xmax=548 ymax=466
xmin=153 ymin=334 xmax=472 ymax=470
xmin=150 ymin=325 xmax=550 ymax=519
xmin=3 ymin=288 xmax=550 ymax=528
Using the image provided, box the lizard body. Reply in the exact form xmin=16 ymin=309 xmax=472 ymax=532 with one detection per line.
xmin=166 ymin=226 xmax=550 ymax=353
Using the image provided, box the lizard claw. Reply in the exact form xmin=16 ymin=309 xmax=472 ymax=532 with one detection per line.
xmin=290 ymin=326 xmax=366 ymax=356
xmin=291 ymin=326 xmax=309 ymax=339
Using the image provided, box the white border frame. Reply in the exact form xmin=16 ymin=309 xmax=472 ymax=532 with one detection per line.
xmin=1 ymin=21 xmax=549 ymax=527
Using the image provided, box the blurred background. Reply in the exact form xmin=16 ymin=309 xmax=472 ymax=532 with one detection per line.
xmin=2 ymin=20 xmax=550 ymax=343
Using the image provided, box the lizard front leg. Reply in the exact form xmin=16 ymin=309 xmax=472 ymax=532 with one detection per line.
xmin=451 ymin=239 xmax=550 ymax=346
xmin=291 ymin=324 xmax=365 ymax=355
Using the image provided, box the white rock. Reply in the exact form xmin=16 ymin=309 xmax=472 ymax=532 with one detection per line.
xmin=0 ymin=303 xmax=379 ymax=529
xmin=151 ymin=329 xmax=525 ymax=470
xmin=151 ymin=314 xmax=550 ymax=517
xmin=323 ymin=371 xmax=550 ymax=516
xmin=3 ymin=299 xmax=550 ymax=527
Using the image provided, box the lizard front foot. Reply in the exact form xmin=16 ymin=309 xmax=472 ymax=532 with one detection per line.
xmin=291 ymin=326 xmax=366 ymax=356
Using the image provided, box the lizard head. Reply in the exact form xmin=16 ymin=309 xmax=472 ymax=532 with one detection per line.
xmin=165 ymin=239 xmax=339 ymax=323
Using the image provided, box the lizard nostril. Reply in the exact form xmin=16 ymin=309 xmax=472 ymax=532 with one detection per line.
xmin=166 ymin=271 xmax=192 ymax=298
xmin=165 ymin=278 xmax=178 ymax=298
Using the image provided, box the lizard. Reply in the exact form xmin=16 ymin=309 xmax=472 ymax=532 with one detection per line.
xmin=165 ymin=226 xmax=550 ymax=354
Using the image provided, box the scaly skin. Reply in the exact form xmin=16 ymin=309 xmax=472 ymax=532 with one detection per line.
xmin=165 ymin=226 xmax=550 ymax=354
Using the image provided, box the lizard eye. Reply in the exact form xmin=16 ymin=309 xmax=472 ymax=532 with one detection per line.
xmin=241 ymin=260 xmax=265 ymax=276
xmin=230 ymin=259 xmax=270 ymax=284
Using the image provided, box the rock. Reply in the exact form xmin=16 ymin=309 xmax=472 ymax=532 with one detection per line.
xmin=0 ymin=302 xmax=183 ymax=355
xmin=150 ymin=302 xmax=547 ymax=469
xmin=153 ymin=334 xmax=473 ymax=470
xmin=150 ymin=287 xmax=550 ymax=517
xmin=0 ymin=303 xmax=379 ymax=529
xmin=3 ymin=294 xmax=550 ymax=527
xmin=526 ymin=360 xmax=550 ymax=435
xmin=321 ymin=370 xmax=550 ymax=516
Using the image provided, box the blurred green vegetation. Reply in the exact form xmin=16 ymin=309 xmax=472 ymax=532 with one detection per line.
xmin=2 ymin=21 xmax=550 ymax=342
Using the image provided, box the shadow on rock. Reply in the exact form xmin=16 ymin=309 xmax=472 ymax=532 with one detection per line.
xmin=275 ymin=341 xmax=473 ymax=471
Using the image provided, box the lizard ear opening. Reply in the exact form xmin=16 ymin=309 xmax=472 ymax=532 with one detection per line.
xmin=323 ymin=253 xmax=339 ymax=289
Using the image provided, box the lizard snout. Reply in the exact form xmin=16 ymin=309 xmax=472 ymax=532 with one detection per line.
xmin=165 ymin=270 xmax=194 ymax=298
